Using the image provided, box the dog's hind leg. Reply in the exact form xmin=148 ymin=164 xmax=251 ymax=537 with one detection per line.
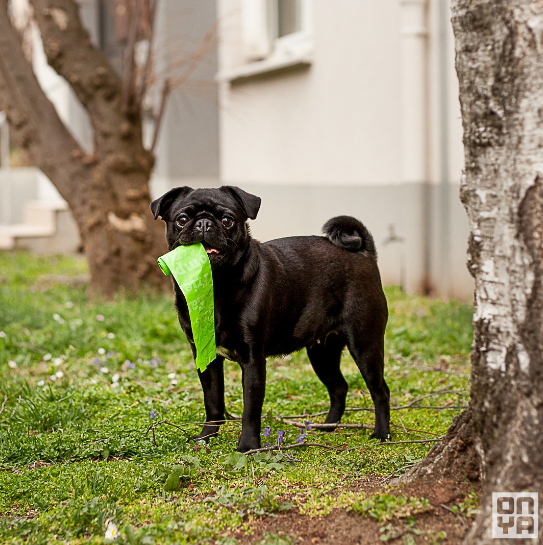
xmin=346 ymin=337 xmax=390 ymax=441
xmin=306 ymin=335 xmax=348 ymax=428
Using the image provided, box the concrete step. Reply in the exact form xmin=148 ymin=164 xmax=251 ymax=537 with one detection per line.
xmin=0 ymin=200 xmax=80 ymax=254
xmin=0 ymin=224 xmax=53 ymax=250
xmin=24 ymin=200 xmax=69 ymax=230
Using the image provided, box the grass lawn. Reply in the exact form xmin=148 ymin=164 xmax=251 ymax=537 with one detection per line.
xmin=0 ymin=252 xmax=474 ymax=544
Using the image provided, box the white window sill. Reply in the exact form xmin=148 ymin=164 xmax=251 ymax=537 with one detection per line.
xmin=217 ymin=46 xmax=313 ymax=84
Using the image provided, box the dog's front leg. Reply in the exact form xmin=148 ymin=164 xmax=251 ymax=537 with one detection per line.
xmin=190 ymin=356 xmax=225 ymax=443
xmin=237 ymin=354 xmax=266 ymax=453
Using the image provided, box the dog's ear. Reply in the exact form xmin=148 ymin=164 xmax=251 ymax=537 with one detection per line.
xmin=150 ymin=186 xmax=193 ymax=220
xmin=222 ymin=186 xmax=261 ymax=220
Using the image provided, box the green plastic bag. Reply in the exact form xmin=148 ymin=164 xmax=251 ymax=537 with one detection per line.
xmin=157 ymin=244 xmax=216 ymax=372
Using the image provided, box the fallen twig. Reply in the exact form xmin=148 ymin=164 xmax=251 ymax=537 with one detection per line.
xmin=88 ymin=438 xmax=108 ymax=446
xmin=281 ymin=418 xmax=374 ymax=431
xmin=149 ymin=418 xmax=240 ymax=428
xmin=390 ymin=423 xmax=441 ymax=437
xmin=402 ymin=388 xmax=468 ymax=407
xmin=145 ymin=419 xmax=225 ymax=446
xmin=0 ymin=396 xmax=7 ymax=417
xmin=10 ymin=396 xmax=21 ymax=419
xmin=440 ymin=504 xmax=467 ymax=528
xmin=397 ymin=413 xmax=408 ymax=435
xmin=381 ymin=462 xmax=417 ymax=483
xmin=369 ymin=437 xmax=444 ymax=446
xmin=243 ymin=442 xmax=350 ymax=456
xmin=283 ymin=415 xmax=440 ymax=438
xmin=244 ymin=436 xmax=444 ymax=456
xmin=279 ymin=389 xmax=468 ymax=420
xmin=407 ymin=405 xmax=468 ymax=410
xmin=400 ymin=364 xmax=467 ymax=377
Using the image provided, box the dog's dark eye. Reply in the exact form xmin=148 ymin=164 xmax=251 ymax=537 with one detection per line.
xmin=175 ymin=215 xmax=189 ymax=229
xmin=222 ymin=217 xmax=234 ymax=228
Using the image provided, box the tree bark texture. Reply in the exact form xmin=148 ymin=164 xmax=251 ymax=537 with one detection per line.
xmin=398 ymin=409 xmax=482 ymax=484
xmin=405 ymin=2 xmax=543 ymax=543
xmin=0 ymin=0 xmax=167 ymax=297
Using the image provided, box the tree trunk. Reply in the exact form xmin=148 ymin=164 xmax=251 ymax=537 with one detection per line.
xmin=403 ymin=1 xmax=543 ymax=542
xmin=0 ymin=0 xmax=168 ymax=297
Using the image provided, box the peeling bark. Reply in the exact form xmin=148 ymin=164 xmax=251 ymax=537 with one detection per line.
xmin=0 ymin=0 xmax=167 ymax=296
xmin=404 ymin=2 xmax=543 ymax=543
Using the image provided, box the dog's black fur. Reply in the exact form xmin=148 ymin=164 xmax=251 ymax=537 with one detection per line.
xmin=151 ymin=186 xmax=390 ymax=452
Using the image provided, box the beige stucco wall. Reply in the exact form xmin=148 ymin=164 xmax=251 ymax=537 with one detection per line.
xmin=216 ymin=0 xmax=473 ymax=300
xmin=218 ymin=0 xmax=404 ymax=185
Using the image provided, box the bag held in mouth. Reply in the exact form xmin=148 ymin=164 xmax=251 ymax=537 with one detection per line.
xmin=157 ymin=243 xmax=216 ymax=372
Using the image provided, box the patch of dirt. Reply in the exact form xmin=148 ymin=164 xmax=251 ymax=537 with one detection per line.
xmin=31 ymin=274 xmax=89 ymax=291
xmin=27 ymin=459 xmax=55 ymax=470
xmin=232 ymin=475 xmax=479 ymax=544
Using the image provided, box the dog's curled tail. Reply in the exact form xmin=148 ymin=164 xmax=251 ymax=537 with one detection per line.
xmin=323 ymin=216 xmax=377 ymax=257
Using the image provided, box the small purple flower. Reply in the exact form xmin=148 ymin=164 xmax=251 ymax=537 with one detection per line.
xmin=305 ymin=420 xmax=312 ymax=431
xmin=263 ymin=427 xmax=271 ymax=438
xmin=277 ymin=430 xmax=284 ymax=444
xmin=296 ymin=432 xmax=306 ymax=444
xmin=150 ymin=410 xmax=156 ymax=419
xmin=91 ymin=357 xmax=101 ymax=365
xmin=124 ymin=360 xmax=135 ymax=369
xmin=106 ymin=351 xmax=114 ymax=359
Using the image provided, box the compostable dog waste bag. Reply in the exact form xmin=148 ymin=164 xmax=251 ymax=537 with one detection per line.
xmin=157 ymin=244 xmax=216 ymax=372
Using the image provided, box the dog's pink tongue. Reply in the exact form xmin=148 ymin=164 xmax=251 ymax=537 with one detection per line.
xmin=206 ymin=248 xmax=219 ymax=255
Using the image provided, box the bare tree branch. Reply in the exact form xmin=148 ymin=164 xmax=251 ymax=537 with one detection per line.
xmin=0 ymin=0 xmax=90 ymax=202
xmin=281 ymin=418 xmax=375 ymax=431
xmin=150 ymin=78 xmax=170 ymax=152
xmin=135 ymin=0 xmax=157 ymax=106
xmin=148 ymin=22 xmax=217 ymax=152
xmin=155 ymin=23 xmax=218 ymax=91
xmin=121 ymin=0 xmax=142 ymax=112
xmin=28 ymin=0 xmax=125 ymax=153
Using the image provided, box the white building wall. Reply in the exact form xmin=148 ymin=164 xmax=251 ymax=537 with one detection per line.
xmin=218 ymin=0 xmax=403 ymax=186
xmin=217 ymin=0 xmax=472 ymax=299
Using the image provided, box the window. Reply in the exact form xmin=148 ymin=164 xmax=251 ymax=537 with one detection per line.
xmin=241 ymin=0 xmax=312 ymax=62
xmin=219 ymin=0 xmax=312 ymax=82
xmin=277 ymin=0 xmax=303 ymax=38
xmin=272 ymin=0 xmax=311 ymax=56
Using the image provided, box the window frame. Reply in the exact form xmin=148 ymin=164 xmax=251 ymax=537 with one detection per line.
xmin=217 ymin=0 xmax=313 ymax=83
xmin=271 ymin=0 xmax=313 ymax=58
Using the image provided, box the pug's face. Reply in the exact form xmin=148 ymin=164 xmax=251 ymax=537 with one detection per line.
xmin=151 ymin=186 xmax=261 ymax=269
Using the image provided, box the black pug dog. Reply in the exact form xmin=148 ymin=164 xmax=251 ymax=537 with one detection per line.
xmin=151 ymin=186 xmax=390 ymax=452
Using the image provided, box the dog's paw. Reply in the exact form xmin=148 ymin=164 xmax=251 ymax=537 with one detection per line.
xmin=236 ymin=437 xmax=260 ymax=453
xmin=370 ymin=431 xmax=391 ymax=442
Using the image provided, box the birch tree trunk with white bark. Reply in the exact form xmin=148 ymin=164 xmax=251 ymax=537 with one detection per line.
xmin=403 ymin=1 xmax=543 ymax=542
